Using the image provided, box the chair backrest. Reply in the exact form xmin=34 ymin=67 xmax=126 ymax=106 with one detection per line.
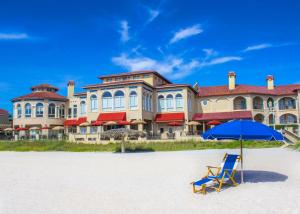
xmin=219 ymin=154 xmax=240 ymax=177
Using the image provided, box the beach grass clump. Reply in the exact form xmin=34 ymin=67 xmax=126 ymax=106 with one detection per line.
xmin=0 ymin=140 xmax=282 ymax=152
xmin=294 ymin=143 xmax=300 ymax=151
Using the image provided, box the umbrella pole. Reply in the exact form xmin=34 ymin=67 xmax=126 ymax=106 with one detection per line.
xmin=240 ymin=139 xmax=244 ymax=184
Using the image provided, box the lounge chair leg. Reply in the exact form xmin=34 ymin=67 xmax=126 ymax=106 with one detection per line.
xmin=201 ymin=184 xmax=206 ymax=195
xmin=192 ymin=184 xmax=197 ymax=193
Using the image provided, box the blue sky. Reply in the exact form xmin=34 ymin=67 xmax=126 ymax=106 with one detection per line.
xmin=0 ymin=0 xmax=300 ymax=112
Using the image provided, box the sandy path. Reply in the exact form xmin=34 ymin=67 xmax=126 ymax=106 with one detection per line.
xmin=0 ymin=148 xmax=299 ymax=214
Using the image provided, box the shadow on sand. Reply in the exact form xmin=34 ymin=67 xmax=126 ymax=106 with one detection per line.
xmin=235 ymin=170 xmax=288 ymax=183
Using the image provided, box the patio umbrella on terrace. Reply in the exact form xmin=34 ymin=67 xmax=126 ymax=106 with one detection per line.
xmin=104 ymin=121 xmax=117 ymax=126
xmin=79 ymin=122 xmax=90 ymax=127
xmin=168 ymin=122 xmax=183 ymax=126
xmin=4 ymin=128 xmax=14 ymax=132
xmin=202 ymin=119 xmax=284 ymax=183
xmin=52 ymin=126 xmax=64 ymax=131
xmin=131 ymin=119 xmax=147 ymax=125
xmin=207 ymin=120 xmax=222 ymax=126
xmin=29 ymin=127 xmax=40 ymax=130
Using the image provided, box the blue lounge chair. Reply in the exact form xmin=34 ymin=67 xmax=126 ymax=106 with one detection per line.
xmin=191 ymin=153 xmax=241 ymax=194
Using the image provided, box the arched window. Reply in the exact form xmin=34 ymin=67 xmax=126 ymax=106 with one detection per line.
xmin=254 ymin=114 xmax=264 ymax=123
xmin=278 ymin=97 xmax=296 ymax=110
xmin=166 ymin=94 xmax=174 ymax=111
xmin=233 ymin=96 xmax=247 ymax=110
xmin=59 ymin=105 xmax=65 ymax=118
xmin=90 ymin=94 xmax=98 ymax=111
xmin=36 ymin=103 xmax=44 ymax=117
xmin=80 ymin=101 xmax=86 ymax=115
xmin=17 ymin=104 xmax=22 ymax=118
xmin=253 ymin=97 xmax=263 ymax=109
xmin=114 ymin=90 xmax=125 ymax=110
xmin=175 ymin=94 xmax=183 ymax=110
xmin=48 ymin=103 xmax=56 ymax=118
xmin=102 ymin=92 xmax=112 ymax=111
xmin=280 ymin=114 xmax=297 ymax=124
xmin=158 ymin=95 xmax=165 ymax=112
xmin=129 ymin=91 xmax=137 ymax=110
xmin=25 ymin=103 xmax=31 ymax=118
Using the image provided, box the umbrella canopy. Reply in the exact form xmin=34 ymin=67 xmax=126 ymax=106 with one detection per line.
xmin=79 ymin=122 xmax=90 ymax=127
xmin=203 ymin=120 xmax=284 ymax=183
xmin=15 ymin=127 xmax=29 ymax=131
xmin=187 ymin=121 xmax=200 ymax=125
xmin=104 ymin=121 xmax=117 ymax=125
xmin=4 ymin=128 xmax=14 ymax=132
xmin=168 ymin=121 xmax=183 ymax=126
xmin=91 ymin=121 xmax=104 ymax=126
xmin=131 ymin=119 xmax=147 ymax=125
xmin=207 ymin=120 xmax=222 ymax=126
xmin=29 ymin=127 xmax=40 ymax=130
xmin=52 ymin=126 xmax=65 ymax=131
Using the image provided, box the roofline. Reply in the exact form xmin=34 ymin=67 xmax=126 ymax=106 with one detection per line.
xmin=83 ymin=80 xmax=154 ymax=89
xmin=12 ymin=97 xmax=68 ymax=102
xmin=97 ymin=70 xmax=172 ymax=84
xmin=156 ymin=84 xmax=198 ymax=94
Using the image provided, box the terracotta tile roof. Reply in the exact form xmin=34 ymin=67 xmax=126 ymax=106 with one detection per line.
xmin=97 ymin=112 xmax=126 ymax=122
xmin=0 ymin=109 xmax=9 ymax=115
xmin=155 ymin=112 xmax=185 ymax=122
xmin=83 ymin=80 xmax=153 ymax=89
xmin=98 ymin=70 xmax=172 ymax=84
xmin=12 ymin=92 xmax=67 ymax=102
xmin=31 ymin=84 xmax=59 ymax=91
xmin=74 ymin=92 xmax=87 ymax=97
xmin=198 ymin=84 xmax=300 ymax=97
xmin=193 ymin=111 xmax=252 ymax=121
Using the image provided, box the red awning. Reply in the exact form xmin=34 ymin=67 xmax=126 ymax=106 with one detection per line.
xmin=97 ymin=112 xmax=126 ymax=122
xmin=118 ymin=121 xmax=131 ymax=125
xmin=64 ymin=119 xmax=77 ymax=126
xmin=77 ymin=117 xmax=87 ymax=125
xmin=193 ymin=111 xmax=252 ymax=121
xmin=155 ymin=113 xmax=185 ymax=123
xmin=168 ymin=121 xmax=183 ymax=126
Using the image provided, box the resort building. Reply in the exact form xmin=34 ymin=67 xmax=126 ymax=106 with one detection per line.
xmin=12 ymin=84 xmax=67 ymax=139
xmin=11 ymin=70 xmax=300 ymax=141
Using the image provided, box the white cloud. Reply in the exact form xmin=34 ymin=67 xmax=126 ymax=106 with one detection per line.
xmin=243 ymin=43 xmax=272 ymax=52
xmin=0 ymin=33 xmax=30 ymax=40
xmin=170 ymin=24 xmax=203 ymax=44
xmin=202 ymin=56 xmax=242 ymax=66
xmin=119 ymin=20 xmax=130 ymax=42
xmin=147 ymin=9 xmax=160 ymax=23
xmin=112 ymin=53 xmax=242 ymax=80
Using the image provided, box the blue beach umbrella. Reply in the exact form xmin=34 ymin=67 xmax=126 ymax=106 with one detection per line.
xmin=203 ymin=120 xmax=284 ymax=183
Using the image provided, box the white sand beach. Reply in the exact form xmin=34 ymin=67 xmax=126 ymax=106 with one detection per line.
xmin=0 ymin=148 xmax=299 ymax=214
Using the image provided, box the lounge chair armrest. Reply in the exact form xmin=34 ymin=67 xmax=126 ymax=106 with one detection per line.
xmin=206 ymin=166 xmax=220 ymax=169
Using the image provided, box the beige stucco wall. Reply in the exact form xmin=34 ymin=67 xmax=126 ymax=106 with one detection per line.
xmin=13 ymin=100 xmax=66 ymax=128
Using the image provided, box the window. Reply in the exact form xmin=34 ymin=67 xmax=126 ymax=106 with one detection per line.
xmin=60 ymin=105 xmax=65 ymax=118
xmin=114 ymin=90 xmax=125 ymax=110
xmin=279 ymin=97 xmax=296 ymax=110
xmin=188 ymin=95 xmax=192 ymax=111
xmin=102 ymin=91 xmax=112 ymax=111
xmin=280 ymin=114 xmax=297 ymax=124
xmin=73 ymin=105 xmax=77 ymax=118
xmin=80 ymin=101 xmax=86 ymax=115
xmin=175 ymin=94 xmax=183 ymax=110
xmin=233 ymin=97 xmax=247 ymax=110
xmin=80 ymin=127 xmax=87 ymax=134
xmin=253 ymin=97 xmax=263 ymax=109
xmin=129 ymin=91 xmax=138 ymax=110
xmin=166 ymin=94 xmax=174 ymax=111
xmin=36 ymin=103 xmax=44 ymax=117
xmin=90 ymin=126 xmax=98 ymax=134
xmin=68 ymin=108 xmax=72 ymax=118
xmin=149 ymin=95 xmax=152 ymax=111
xmin=48 ymin=103 xmax=56 ymax=118
xmin=158 ymin=95 xmax=165 ymax=112
xmin=90 ymin=94 xmax=98 ymax=111
xmin=25 ymin=103 xmax=31 ymax=118
xmin=17 ymin=104 xmax=22 ymax=118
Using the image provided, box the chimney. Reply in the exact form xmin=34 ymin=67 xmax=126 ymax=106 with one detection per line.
xmin=193 ymin=82 xmax=199 ymax=91
xmin=67 ymin=81 xmax=75 ymax=98
xmin=266 ymin=75 xmax=274 ymax=90
xmin=228 ymin=71 xmax=236 ymax=90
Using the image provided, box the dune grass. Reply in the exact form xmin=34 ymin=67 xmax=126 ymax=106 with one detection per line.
xmin=0 ymin=140 xmax=282 ymax=152
xmin=294 ymin=143 xmax=300 ymax=151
